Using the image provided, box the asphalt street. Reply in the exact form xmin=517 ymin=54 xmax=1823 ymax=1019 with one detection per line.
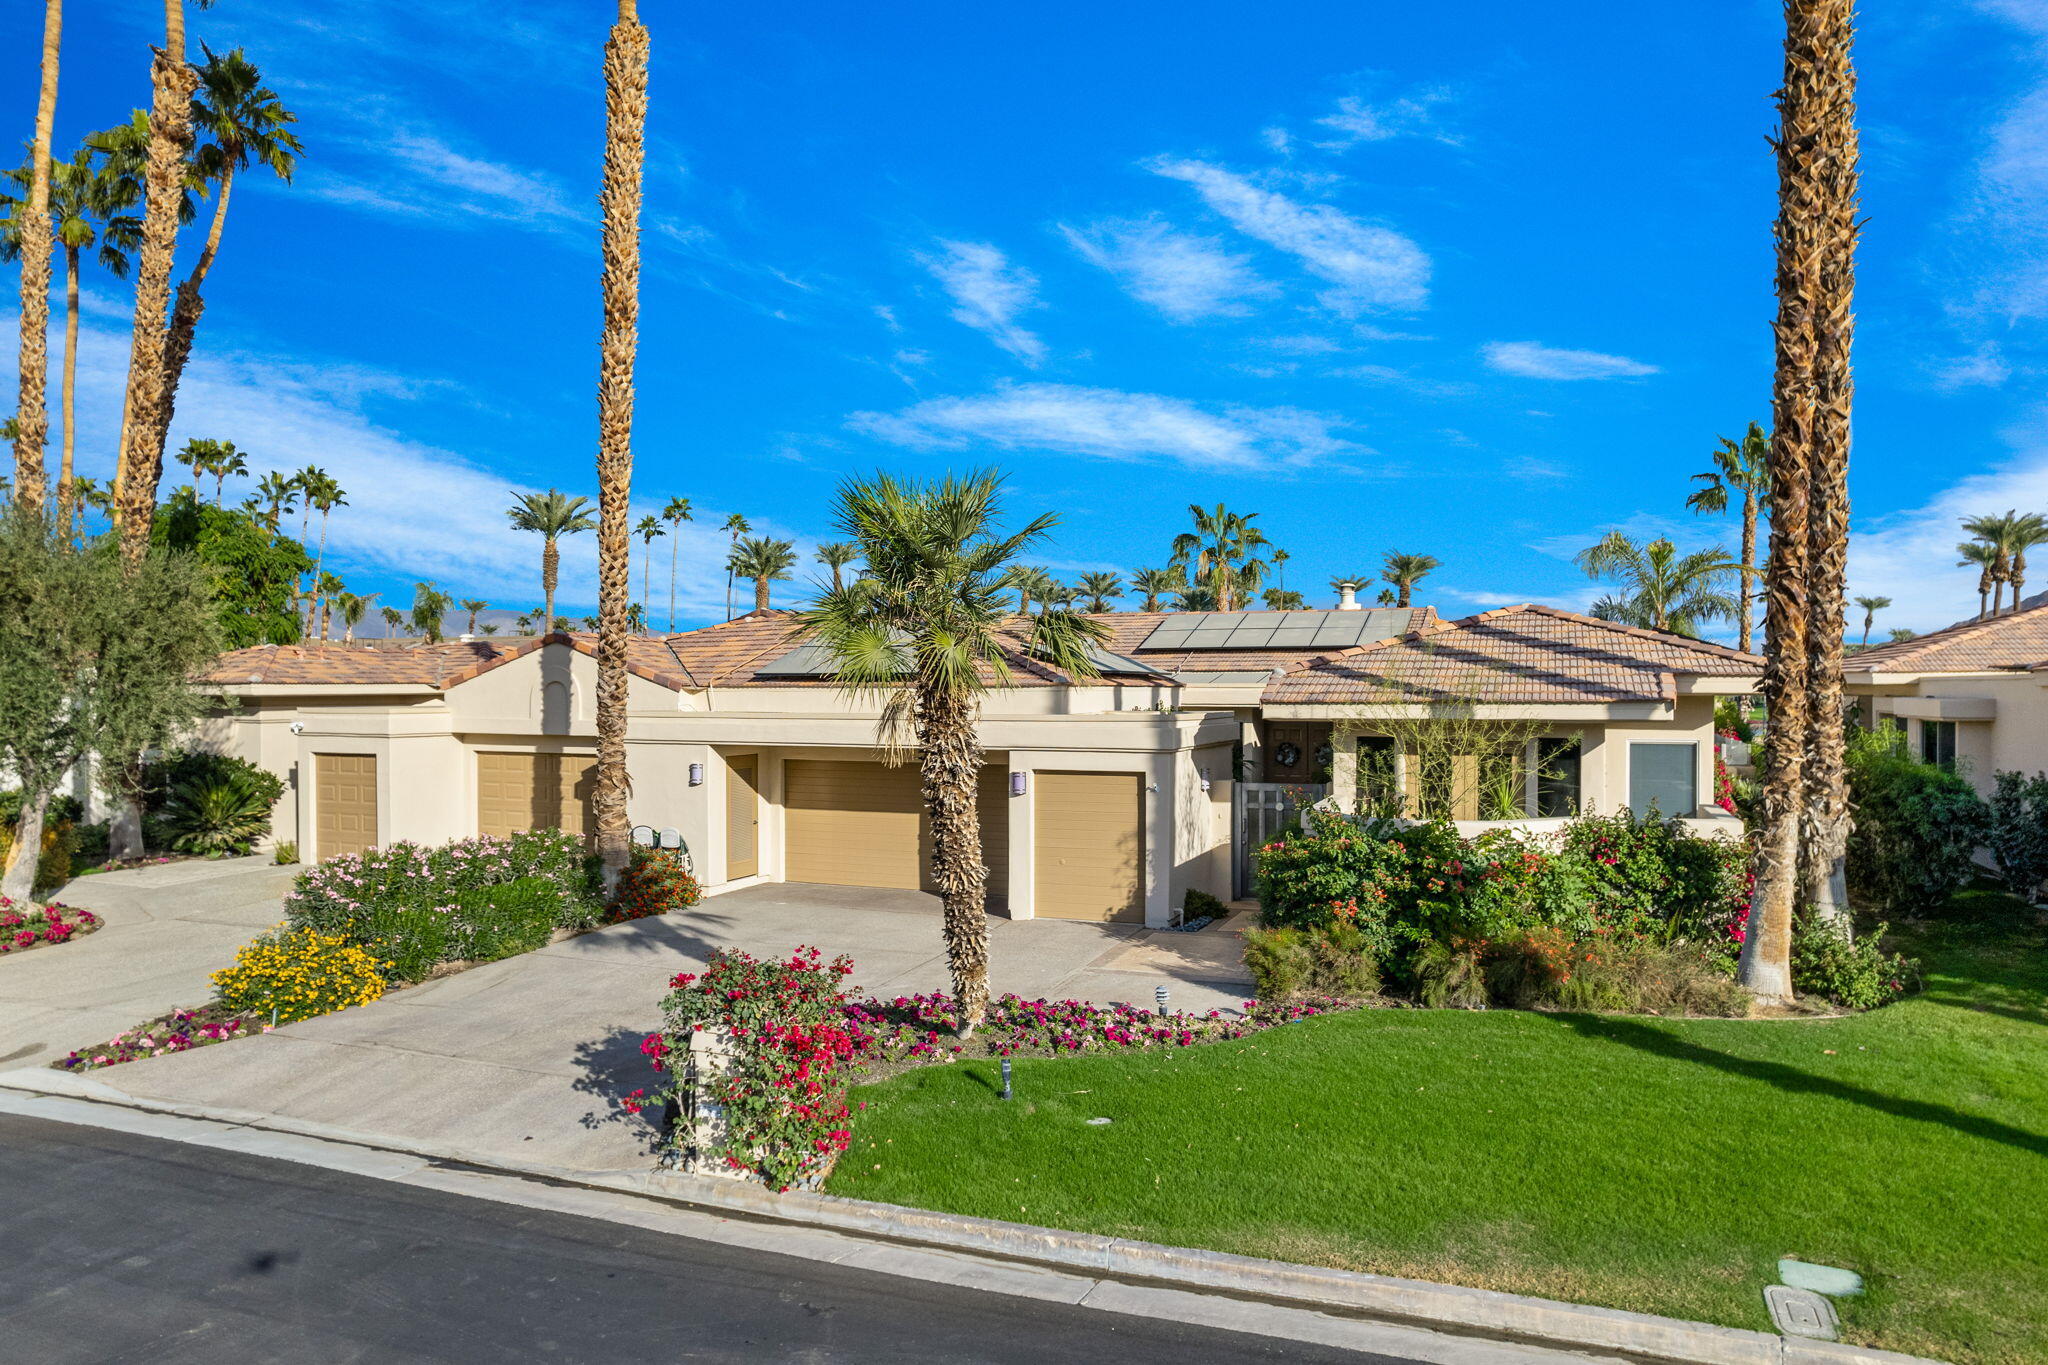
xmin=0 ymin=1112 xmax=1421 ymax=1365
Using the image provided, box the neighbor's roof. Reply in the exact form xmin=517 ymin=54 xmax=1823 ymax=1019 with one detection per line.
xmin=1847 ymin=602 xmax=2048 ymax=674
xmin=206 ymin=633 xmax=698 ymax=692
xmin=1261 ymin=604 xmax=1761 ymax=707
xmin=694 ymin=611 xmax=1169 ymax=688
xmin=1090 ymin=607 xmax=1438 ymax=678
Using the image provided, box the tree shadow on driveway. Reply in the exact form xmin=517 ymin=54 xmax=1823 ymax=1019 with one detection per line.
xmin=570 ymin=1025 xmax=668 ymax=1155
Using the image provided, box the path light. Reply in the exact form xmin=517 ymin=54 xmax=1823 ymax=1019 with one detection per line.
xmin=1000 ymin=1057 xmax=1012 ymax=1101
xmin=1154 ymin=985 xmax=1169 ymax=1016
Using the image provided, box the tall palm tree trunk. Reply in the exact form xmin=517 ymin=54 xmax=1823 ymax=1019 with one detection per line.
xmin=1741 ymin=0 xmax=1835 ymax=1008
xmin=114 ymin=0 xmax=200 ymax=560
xmin=667 ymin=534 xmax=679 ymax=632
xmin=1738 ymin=490 xmax=1759 ymax=654
xmin=1799 ymin=0 xmax=1859 ymax=930
xmin=58 ymin=243 xmax=82 ymax=522
xmin=542 ymin=537 xmax=559 ymax=631
xmin=753 ymin=575 xmax=769 ymax=611
xmin=920 ymin=684 xmax=990 ymax=1034
xmin=157 ymin=168 xmax=232 ymax=447
xmin=12 ymin=0 xmax=62 ymax=512
xmin=591 ymin=0 xmax=650 ymax=892
xmin=305 ymin=513 xmax=330 ymax=636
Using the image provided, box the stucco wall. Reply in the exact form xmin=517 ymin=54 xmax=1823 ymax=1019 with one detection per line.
xmin=1855 ymin=673 xmax=2040 ymax=796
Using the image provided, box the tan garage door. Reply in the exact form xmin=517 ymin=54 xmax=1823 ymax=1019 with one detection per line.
xmin=1033 ymin=772 xmax=1144 ymax=922
xmin=476 ymin=751 xmax=597 ymax=843
xmin=785 ymin=760 xmax=930 ymax=890
xmin=315 ymin=753 xmax=378 ymax=861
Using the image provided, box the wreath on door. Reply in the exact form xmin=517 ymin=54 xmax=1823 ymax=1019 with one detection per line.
xmin=1272 ymin=741 xmax=1302 ymax=770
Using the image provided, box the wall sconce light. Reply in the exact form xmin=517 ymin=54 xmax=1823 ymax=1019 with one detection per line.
xmin=688 ymin=762 xmax=704 ymax=787
xmin=1198 ymin=768 xmax=1212 ymax=794
xmin=1009 ymin=771 xmax=1027 ymax=797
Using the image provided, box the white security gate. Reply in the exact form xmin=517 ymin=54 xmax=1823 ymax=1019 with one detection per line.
xmin=1233 ymin=782 xmax=1329 ymax=899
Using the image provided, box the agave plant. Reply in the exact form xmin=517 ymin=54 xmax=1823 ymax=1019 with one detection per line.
xmin=160 ymin=768 xmax=273 ymax=855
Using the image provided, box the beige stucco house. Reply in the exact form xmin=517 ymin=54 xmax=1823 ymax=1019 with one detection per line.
xmin=199 ymin=603 xmax=1758 ymax=927
xmin=1846 ymin=604 xmax=2048 ymax=794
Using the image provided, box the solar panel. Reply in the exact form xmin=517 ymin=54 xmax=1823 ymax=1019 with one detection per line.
xmin=749 ymin=643 xmax=842 ymax=677
xmin=1135 ymin=607 xmax=1413 ymax=653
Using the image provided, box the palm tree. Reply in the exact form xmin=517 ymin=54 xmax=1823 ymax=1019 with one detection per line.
xmin=590 ymin=0 xmax=652 ymax=892
xmin=1376 ymin=587 xmax=1397 ymax=606
xmin=111 ymin=0 xmax=208 ymax=560
xmin=580 ymin=615 xmax=602 ymax=631
xmin=480 ymin=623 xmax=501 ymax=636
xmin=634 ymin=514 xmax=664 ymax=628
xmin=411 ymin=582 xmax=452 ymax=643
xmin=460 ymin=598 xmax=489 ymax=636
xmin=1685 ymin=422 xmax=1771 ymax=654
xmin=1853 ymin=594 xmax=1890 ymax=647
xmin=798 ymin=471 xmax=1109 ymax=1035
xmin=1130 ymin=567 xmax=1182 ymax=612
xmin=507 ymin=489 xmax=596 ymax=633
xmin=1574 ymin=533 xmax=1740 ymax=636
xmin=1077 ymin=571 xmax=1124 ymax=612
xmin=1742 ymin=0 xmax=1861 ymax=1002
xmin=301 ymin=471 xmax=346 ymax=636
xmin=661 ymin=495 xmax=691 ymax=630
xmin=338 ymin=590 xmax=375 ymax=643
xmin=728 ymin=535 xmax=797 ymax=611
xmin=2009 ymin=514 xmax=2048 ymax=609
xmin=177 ymin=436 xmax=214 ymax=491
xmin=170 ymin=436 xmax=244 ymax=504
xmin=1957 ymin=542 xmax=1997 ymax=621
xmin=314 ymin=571 xmax=343 ymax=640
xmin=721 ymin=512 xmax=751 ymax=620
xmin=1263 ymin=588 xmax=1306 ymax=610
xmin=1960 ymin=510 xmax=2048 ymax=614
xmin=10 ymin=0 xmax=62 ymax=513
xmin=254 ymin=470 xmax=296 ymax=530
xmin=1380 ymin=552 xmax=1440 ymax=608
xmin=379 ymin=605 xmax=406 ymax=637
xmin=156 ymin=45 xmax=301 ymax=454
xmin=3 ymin=140 xmax=142 ymax=521
xmin=1271 ymin=547 xmax=1290 ymax=593
xmin=816 ymin=541 xmax=859 ymax=594
xmin=1170 ymin=504 xmax=1269 ymax=611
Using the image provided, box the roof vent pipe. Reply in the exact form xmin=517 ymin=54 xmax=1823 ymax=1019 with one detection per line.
xmin=1335 ymin=582 xmax=1360 ymax=611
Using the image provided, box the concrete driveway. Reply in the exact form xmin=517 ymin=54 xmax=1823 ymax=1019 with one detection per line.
xmin=1 ymin=857 xmax=293 ymax=1071
xmin=23 ymin=881 xmax=1252 ymax=1176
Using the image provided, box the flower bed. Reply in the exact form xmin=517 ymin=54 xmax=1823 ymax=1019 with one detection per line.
xmin=53 ymin=1005 xmax=269 ymax=1070
xmin=637 ymin=946 xmax=1354 ymax=1190
xmin=0 ymin=898 xmax=101 ymax=955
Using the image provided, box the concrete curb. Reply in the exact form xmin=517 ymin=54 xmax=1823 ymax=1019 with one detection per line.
xmin=0 ymin=1070 xmax=1943 ymax=1365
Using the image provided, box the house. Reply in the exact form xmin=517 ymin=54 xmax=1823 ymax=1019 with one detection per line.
xmin=1845 ymin=604 xmax=2048 ymax=793
xmin=196 ymin=603 xmax=1758 ymax=926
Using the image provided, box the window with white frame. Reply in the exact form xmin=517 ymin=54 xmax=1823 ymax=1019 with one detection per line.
xmin=1628 ymin=742 xmax=1697 ymax=818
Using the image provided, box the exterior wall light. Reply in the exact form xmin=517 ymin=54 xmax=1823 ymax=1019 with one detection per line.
xmin=1009 ymin=771 xmax=1027 ymax=797
xmin=689 ymin=762 xmax=704 ymax=787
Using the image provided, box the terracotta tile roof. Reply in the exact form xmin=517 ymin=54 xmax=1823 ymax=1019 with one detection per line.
xmin=1087 ymin=607 xmax=1439 ymax=676
xmin=206 ymin=633 xmax=698 ymax=692
xmin=1261 ymin=604 xmax=1761 ymax=707
xmin=1848 ymin=602 xmax=2048 ymax=673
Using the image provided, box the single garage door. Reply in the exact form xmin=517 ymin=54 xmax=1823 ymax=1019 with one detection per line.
xmin=1033 ymin=771 xmax=1144 ymax=922
xmin=783 ymin=758 xmax=1012 ymax=900
xmin=315 ymin=753 xmax=378 ymax=861
xmin=476 ymin=751 xmax=597 ymax=843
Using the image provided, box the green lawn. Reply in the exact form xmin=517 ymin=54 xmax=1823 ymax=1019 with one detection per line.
xmin=830 ymin=895 xmax=2048 ymax=1364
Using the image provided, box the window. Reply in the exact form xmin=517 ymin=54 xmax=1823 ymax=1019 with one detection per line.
xmin=1628 ymin=742 xmax=1698 ymax=817
xmin=1535 ymin=737 xmax=1582 ymax=817
xmin=1920 ymin=720 xmax=1957 ymax=768
xmin=1355 ymin=737 xmax=1400 ymax=816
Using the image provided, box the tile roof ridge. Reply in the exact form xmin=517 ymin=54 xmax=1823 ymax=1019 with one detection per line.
xmin=1513 ymin=603 xmax=1763 ymax=663
xmin=1854 ymin=600 xmax=2048 ymax=668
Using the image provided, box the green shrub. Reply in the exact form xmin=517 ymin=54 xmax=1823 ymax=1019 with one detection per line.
xmin=1793 ymin=918 xmax=1920 ymax=1010
xmin=1846 ymin=728 xmax=1988 ymax=913
xmin=455 ymin=877 xmax=560 ymax=962
xmin=1183 ymin=888 xmax=1227 ymax=922
xmin=1415 ymin=937 xmax=1490 ymax=1009
xmin=142 ymin=750 xmax=285 ymax=817
xmin=0 ymin=790 xmax=83 ymax=827
xmin=272 ymin=840 xmax=298 ymax=866
xmin=159 ymin=766 xmax=274 ymax=855
xmin=1546 ymin=939 xmax=1747 ymax=1016
xmin=1243 ymin=923 xmax=1380 ymax=1002
xmin=72 ymin=821 xmax=109 ymax=865
xmin=1987 ymin=770 xmax=2048 ymax=902
xmin=1560 ymin=808 xmax=1750 ymax=944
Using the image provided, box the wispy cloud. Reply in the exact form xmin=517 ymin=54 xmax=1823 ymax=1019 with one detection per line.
xmin=1058 ymin=216 xmax=1276 ymax=321
xmin=1963 ymin=1 xmax=2048 ymax=320
xmin=1327 ymin=363 xmax=1474 ymax=399
xmin=919 ymin=240 xmax=1046 ymax=365
xmin=303 ymin=122 xmax=589 ymax=239
xmin=1928 ymin=346 xmax=2013 ymax=389
xmin=1148 ymin=157 xmax=1430 ymax=315
xmin=1482 ymin=340 xmax=1659 ymax=381
xmin=850 ymin=382 xmax=1365 ymax=472
xmin=1313 ymin=88 xmax=1459 ymax=150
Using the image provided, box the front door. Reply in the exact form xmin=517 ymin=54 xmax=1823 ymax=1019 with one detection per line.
xmin=727 ymin=757 xmax=760 ymax=879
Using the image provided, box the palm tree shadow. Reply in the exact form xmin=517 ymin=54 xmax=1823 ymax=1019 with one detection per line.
xmin=1543 ymin=1012 xmax=2048 ymax=1159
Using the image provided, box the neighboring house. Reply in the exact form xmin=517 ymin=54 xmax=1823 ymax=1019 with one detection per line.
xmin=1845 ymin=604 xmax=2048 ymax=794
xmin=197 ymin=603 xmax=1757 ymax=925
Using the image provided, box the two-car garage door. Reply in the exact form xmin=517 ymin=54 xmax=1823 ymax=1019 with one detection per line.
xmin=780 ymin=759 xmax=1139 ymax=921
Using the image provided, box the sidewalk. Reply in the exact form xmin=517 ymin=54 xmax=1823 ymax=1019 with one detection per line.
xmin=0 ymin=857 xmax=292 ymax=1070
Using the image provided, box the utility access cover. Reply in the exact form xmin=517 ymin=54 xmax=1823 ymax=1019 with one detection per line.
xmin=1765 ymin=1285 xmax=1840 ymax=1340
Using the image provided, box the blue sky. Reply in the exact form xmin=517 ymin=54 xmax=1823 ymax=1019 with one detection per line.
xmin=9 ymin=0 xmax=2048 ymax=634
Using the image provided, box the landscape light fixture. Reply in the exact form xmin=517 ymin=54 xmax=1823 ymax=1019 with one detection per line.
xmin=1009 ymin=772 xmax=1026 ymax=797
xmin=999 ymin=1057 xmax=1013 ymax=1100
xmin=1154 ymin=985 xmax=1169 ymax=1016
